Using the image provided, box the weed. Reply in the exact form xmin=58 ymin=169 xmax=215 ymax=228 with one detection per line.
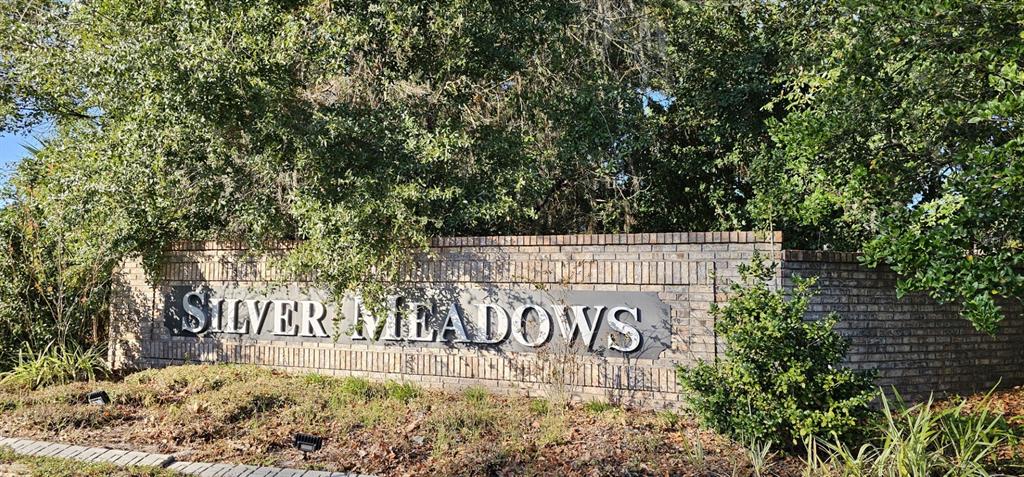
xmin=356 ymin=400 xmax=406 ymax=429
xmin=24 ymin=382 xmax=87 ymax=405
xmin=583 ymin=400 xmax=616 ymax=413
xmin=303 ymin=373 xmax=331 ymax=386
xmin=337 ymin=377 xmax=379 ymax=400
xmin=427 ymin=401 xmax=500 ymax=457
xmin=655 ymin=410 xmax=681 ymax=430
xmin=529 ymin=398 xmax=550 ymax=415
xmin=124 ymin=364 xmax=275 ymax=404
xmin=431 ymin=424 xmax=456 ymax=459
xmin=384 ymin=381 xmax=420 ymax=402
xmin=112 ymin=383 xmax=159 ymax=407
xmin=225 ymin=393 xmax=292 ymax=423
xmin=680 ymin=434 xmax=706 ymax=469
xmin=631 ymin=433 xmax=662 ymax=454
xmin=462 ymin=386 xmax=489 ymax=404
xmin=537 ymin=412 xmax=569 ymax=446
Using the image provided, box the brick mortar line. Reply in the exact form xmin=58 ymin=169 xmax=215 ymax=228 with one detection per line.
xmin=166 ymin=232 xmax=782 ymax=252
xmin=134 ymin=356 xmax=678 ymax=393
xmin=0 ymin=435 xmax=369 ymax=477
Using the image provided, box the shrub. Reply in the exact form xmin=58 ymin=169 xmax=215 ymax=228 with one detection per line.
xmin=677 ymin=256 xmax=876 ymax=447
xmin=0 ymin=190 xmax=115 ymax=370
xmin=0 ymin=342 xmax=109 ymax=390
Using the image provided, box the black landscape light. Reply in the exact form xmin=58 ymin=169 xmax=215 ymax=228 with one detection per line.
xmin=87 ymin=390 xmax=110 ymax=406
xmin=293 ymin=433 xmax=323 ymax=460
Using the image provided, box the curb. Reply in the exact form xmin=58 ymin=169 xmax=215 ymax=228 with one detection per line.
xmin=0 ymin=436 xmax=368 ymax=477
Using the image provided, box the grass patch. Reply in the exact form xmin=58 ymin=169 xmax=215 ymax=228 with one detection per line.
xmin=302 ymin=373 xmax=331 ymax=386
xmin=583 ymin=400 xmax=617 ymax=413
xmin=462 ymin=386 xmax=489 ymax=404
xmin=329 ymin=376 xmax=420 ymax=404
xmin=537 ymin=412 xmax=570 ymax=447
xmin=336 ymin=376 xmax=378 ymax=400
xmin=0 ymin=446 xmax=180 ymax=476
xmin=426 ymin=399 xmax=503 ymax=460
xmin=528 ymin=398 xmax=550 ymax=415
xmin=384 ymin=381 xmax=420 ymax=402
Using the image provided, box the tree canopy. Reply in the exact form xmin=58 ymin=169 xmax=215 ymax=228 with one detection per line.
xmin=0 ymin=0 xmax=1020 ymax=346
xmin=753 ymin=1 xmax=1024 ymax=332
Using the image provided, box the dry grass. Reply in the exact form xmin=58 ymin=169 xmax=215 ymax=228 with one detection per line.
xmin=0 ymin=364 xmax=795 ymax=476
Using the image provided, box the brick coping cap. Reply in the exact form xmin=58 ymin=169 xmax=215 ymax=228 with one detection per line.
xmin=782 ymin=249 xmax=861 ymax=263
xmin=169 ymin=231 xmax=784 ymax=252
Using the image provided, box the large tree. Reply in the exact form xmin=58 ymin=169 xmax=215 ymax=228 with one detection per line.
xmin=0 ymin=0 xmax=666 ymax=301
xmin=632 ymin=1 xmax=785 ymax=232
xmin=754 ymin=0 xmax=1024 ymax=332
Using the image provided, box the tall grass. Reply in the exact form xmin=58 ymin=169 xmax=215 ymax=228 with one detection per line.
xmin=746 ymin=440 xmax=775 ymax=477
xmin=0 ymin=342 xmax=109 ymax=390
xmin=806 ymin=389 xmax=1017 ymax=477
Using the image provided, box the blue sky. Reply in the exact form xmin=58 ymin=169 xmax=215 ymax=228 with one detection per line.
xmin=0 ymin=132 xmax=40 ymax=182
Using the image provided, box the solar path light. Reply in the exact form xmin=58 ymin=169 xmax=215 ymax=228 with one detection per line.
xmin=293 ymin=433 xmax=323 ymax=460
xmin=87 ymin=390 xmax=110 ymax=406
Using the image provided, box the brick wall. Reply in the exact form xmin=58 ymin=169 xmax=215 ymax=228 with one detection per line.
xmin=108 ymin=233 xmax=1024 ymax=408
xmin=783 ymin=250 xmax=1024 ymax=400
xmin=110 ymin=232 xmax=780 ymax=409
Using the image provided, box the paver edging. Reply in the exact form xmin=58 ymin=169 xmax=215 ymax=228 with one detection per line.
xmin=0 ymin=435 xmax=365 ymax=476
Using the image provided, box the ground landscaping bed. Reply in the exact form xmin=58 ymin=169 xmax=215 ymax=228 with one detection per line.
xmin=2 ymin=364 xmax=1023 ymax=476
xmin=0 ymin=364 xmax=810 ymax=476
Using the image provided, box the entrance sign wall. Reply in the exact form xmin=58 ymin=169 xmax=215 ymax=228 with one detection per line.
xmin=109 ymin=232 xmax=1024 ymax=408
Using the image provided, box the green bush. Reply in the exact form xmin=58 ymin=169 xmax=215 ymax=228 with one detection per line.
xmin=0 ymin=342 xmax=109 ymax=390
xmin=677 ymin=256 xmax=876 ymax=447
xmin=0 ymin=186 xmax=115 ymax=370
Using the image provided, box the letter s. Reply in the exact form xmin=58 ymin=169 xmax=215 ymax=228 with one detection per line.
xmin=606 ymin=306 xmax=641 ymax=353
xmin=182 ymin=291 xmax=208 ymax=333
